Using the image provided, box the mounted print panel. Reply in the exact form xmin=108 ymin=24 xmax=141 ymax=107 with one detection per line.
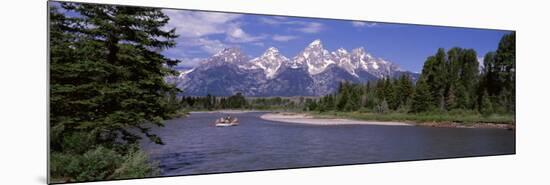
xmin=48 ymin=1 xmax=515 ymax=184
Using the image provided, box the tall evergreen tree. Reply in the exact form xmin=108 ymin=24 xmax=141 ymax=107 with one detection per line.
xmin=337 ymin=81 xmax=350 ymax=111
xmin=445 ymin=48 xmax=462 ymax=110
xmin=458 ymin=49 xmax=480 ymax=109
xmin=480 ymin=90 xmax=494 ymax=115
xmin=50 ymin=3 xmax=180 ymax=151
xmin=411 ymin=79 xmax=433 ymax=113
xmin=445 ymin=84 xmax=457 ymax=109
xmin=383 ymin=78 xmax=398 ymax=110
xmin=347 ymin=86 xmax=361 ymax=111
xmin=495 ymin=32 xmax=516 ymax=112
xmin=482 ymin=51 xmax=500 ymax=95
xmin=418 ymin=50 xmax=446 ymax=110
xmin=480 ymin=32 xmax=515 ymax=113
xmin=326 ymin=94 xmax=336 ymax=110
xmin=394 ymin=75 xmax=414 ymax=110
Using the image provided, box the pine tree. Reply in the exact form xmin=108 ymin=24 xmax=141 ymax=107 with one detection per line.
xmin=374 ymin=79 xmax=386 ymax=101
xmin=480 ymin=32 xmax=515 ymax=113
xmin=326 ymin=95 xmax=336 ymax=110
xmin=454 ymin=83 xmax=468 ymax=109
xmin=377 ymin=99 xmax=389 ymax=113
xmin=347 ymin=87 xmax=361 ymax=111
xmin=445 ymin=84 xmax=457 ymax=110
xmin=445 ymin=48 xmax=462 ymax=110
xmin=495 ymin=32 xmax=516 ymax=113
xmin=418 ymin=49 xmax=447 ymax=110
xmin=411 ymin=79 xmax=433 ymax=113
xmin=394 ymin=75 xmax=414 ymax=110
xmin=383 ymin=78 xmax=398 ymax=110
xmin=480 ymin=90 xmax=493 ymax=115
xmin=50 ymin=3 xmax=180 ymax=151
xmin=459 ymin=49 xmax=480 ymax=109
xmin=337 ymin=82 xmax=350 ymax=111
xmin=205 ymin=94 xmax=213 ymax=110
xmin=314 ymin=97 xmax=323 ymax=112
xmin=482 ymin=51 xmax=499 ymax=95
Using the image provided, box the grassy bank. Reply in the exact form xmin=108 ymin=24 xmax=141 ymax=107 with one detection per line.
xmin=309 ymin=110 xmax=515 ymax=125
xmin=50 ymin=145 xmax=159 ymax=183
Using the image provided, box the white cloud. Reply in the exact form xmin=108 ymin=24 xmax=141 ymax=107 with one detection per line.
xmin=259 ymin=17 xmax=283 ymax=25
xmin=188 ymin=38 xmax=227 ymax=54
xmin=295 ymin=22 xmax=324 ymax=33
xmin=259 ymin=17 xmax=324 ymax=34
xmin=272 ymin=34 xmax=298 ymax=42
xmin=162 ymin=9 xmax=266 ymax=55
xmin=164 ymin=37 xmax=228 ymax=58
xmin=351 ymin=21 xmax=378 ymax=28
xmin=258 ymin=16 xmax=290 ymax=25
xmin=163 ymin=9 xmax=242 ymax=38
xmin=226 ymin=26 xmax=266 ymax=43
xmin=176 ymin=57 xmax=205 ymax=69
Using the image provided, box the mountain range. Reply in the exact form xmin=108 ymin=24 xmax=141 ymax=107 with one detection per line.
xmin=169 ymin=39 xmax=418 ymax=96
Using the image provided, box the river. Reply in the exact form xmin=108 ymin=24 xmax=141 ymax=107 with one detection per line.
xmin=140 ymin=112 xmax=515 ymax=176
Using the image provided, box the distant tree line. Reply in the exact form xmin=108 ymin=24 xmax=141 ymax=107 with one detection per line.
xmin=180 ymin=93 xmax=247 ymax=110
xmin=305 ymin=32 xmax=515 ymax=115
xmin=178 ymin=93 xmax=300 ymax=110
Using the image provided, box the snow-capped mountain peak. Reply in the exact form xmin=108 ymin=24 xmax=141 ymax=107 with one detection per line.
xmin=204 ymin=47 xmax=250 ymax=69
xmin=308 ymin=39 xmax=323 ymax=48
xmin=264 ymin=47 xmax=281 ymax=59
xmin=351 ymin=47 xmax=370 ymax=70
xmin=249 ymin=47 xmax=289 ymax=79
xmin=292 ymin=39 xmax=336 ymax=75
xmin=337 ymin=48 xmax=348 ymax=54
xmin=332 ymin=48 xmax=357 ymax=76
xmin=214 ymin=47 xmax=241 ymax=57
xmin=266 ymin=46 xmax=279 ymax=52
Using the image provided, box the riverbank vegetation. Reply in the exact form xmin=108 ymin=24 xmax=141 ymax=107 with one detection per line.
xmin=303 ymin=33 xmax=515 ymax=125
xmin=311 ymin=110 xmax=514 ymax=125
xmin=49 ymin=3 xmax=180 ymax=182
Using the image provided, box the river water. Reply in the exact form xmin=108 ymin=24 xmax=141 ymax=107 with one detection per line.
xmin=140 ymin=112 xmax=515 ymax=176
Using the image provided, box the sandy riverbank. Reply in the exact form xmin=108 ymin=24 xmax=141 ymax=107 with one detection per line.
xmin=190 ymin=110 xmax=266 ymax=114
xmin=262 ymin=112 xmax=514 ymax=129
xmin=260 ymin=112 xmax=412 ymax=126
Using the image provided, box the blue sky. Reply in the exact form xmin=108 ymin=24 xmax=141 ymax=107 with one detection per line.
xmin=162 ymin=9 xmax=511 ymax=72
xmin=51 ymin=2 xmax=511 ymax=73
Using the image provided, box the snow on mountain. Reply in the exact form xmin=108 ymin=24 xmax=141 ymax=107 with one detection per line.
xmin=179 ymin=68 xmax=195 ymax=77
xmin=292 ymin=39 xmax=335 ymax=75
xmin=248 ymin=47 xmax=289 ymax=79
xmin=206 ymin=47 xmax=249 ymax=67
xmin=332 ymin=48 xmax=357 ymax=77
xmin=173 ymin=39 xmax=416 ymax=96
xmin=349 ymin=46 xmax=403 ymax=78
xmin=351 ymin=47 xmax=371 ymax=71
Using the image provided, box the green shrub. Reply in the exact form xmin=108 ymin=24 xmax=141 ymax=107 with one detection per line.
xmin=111 ymin=149 xmax=160 ymax=179
xmin=76 ymin=146 xmax=122 ymax=181
xmin=50 ymin=146 xmax=121 ymax=182
xmin=50 ymin=146 xmax=159 ymax=183
xmin=60 ymin=132 xmax=97 ymax=154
